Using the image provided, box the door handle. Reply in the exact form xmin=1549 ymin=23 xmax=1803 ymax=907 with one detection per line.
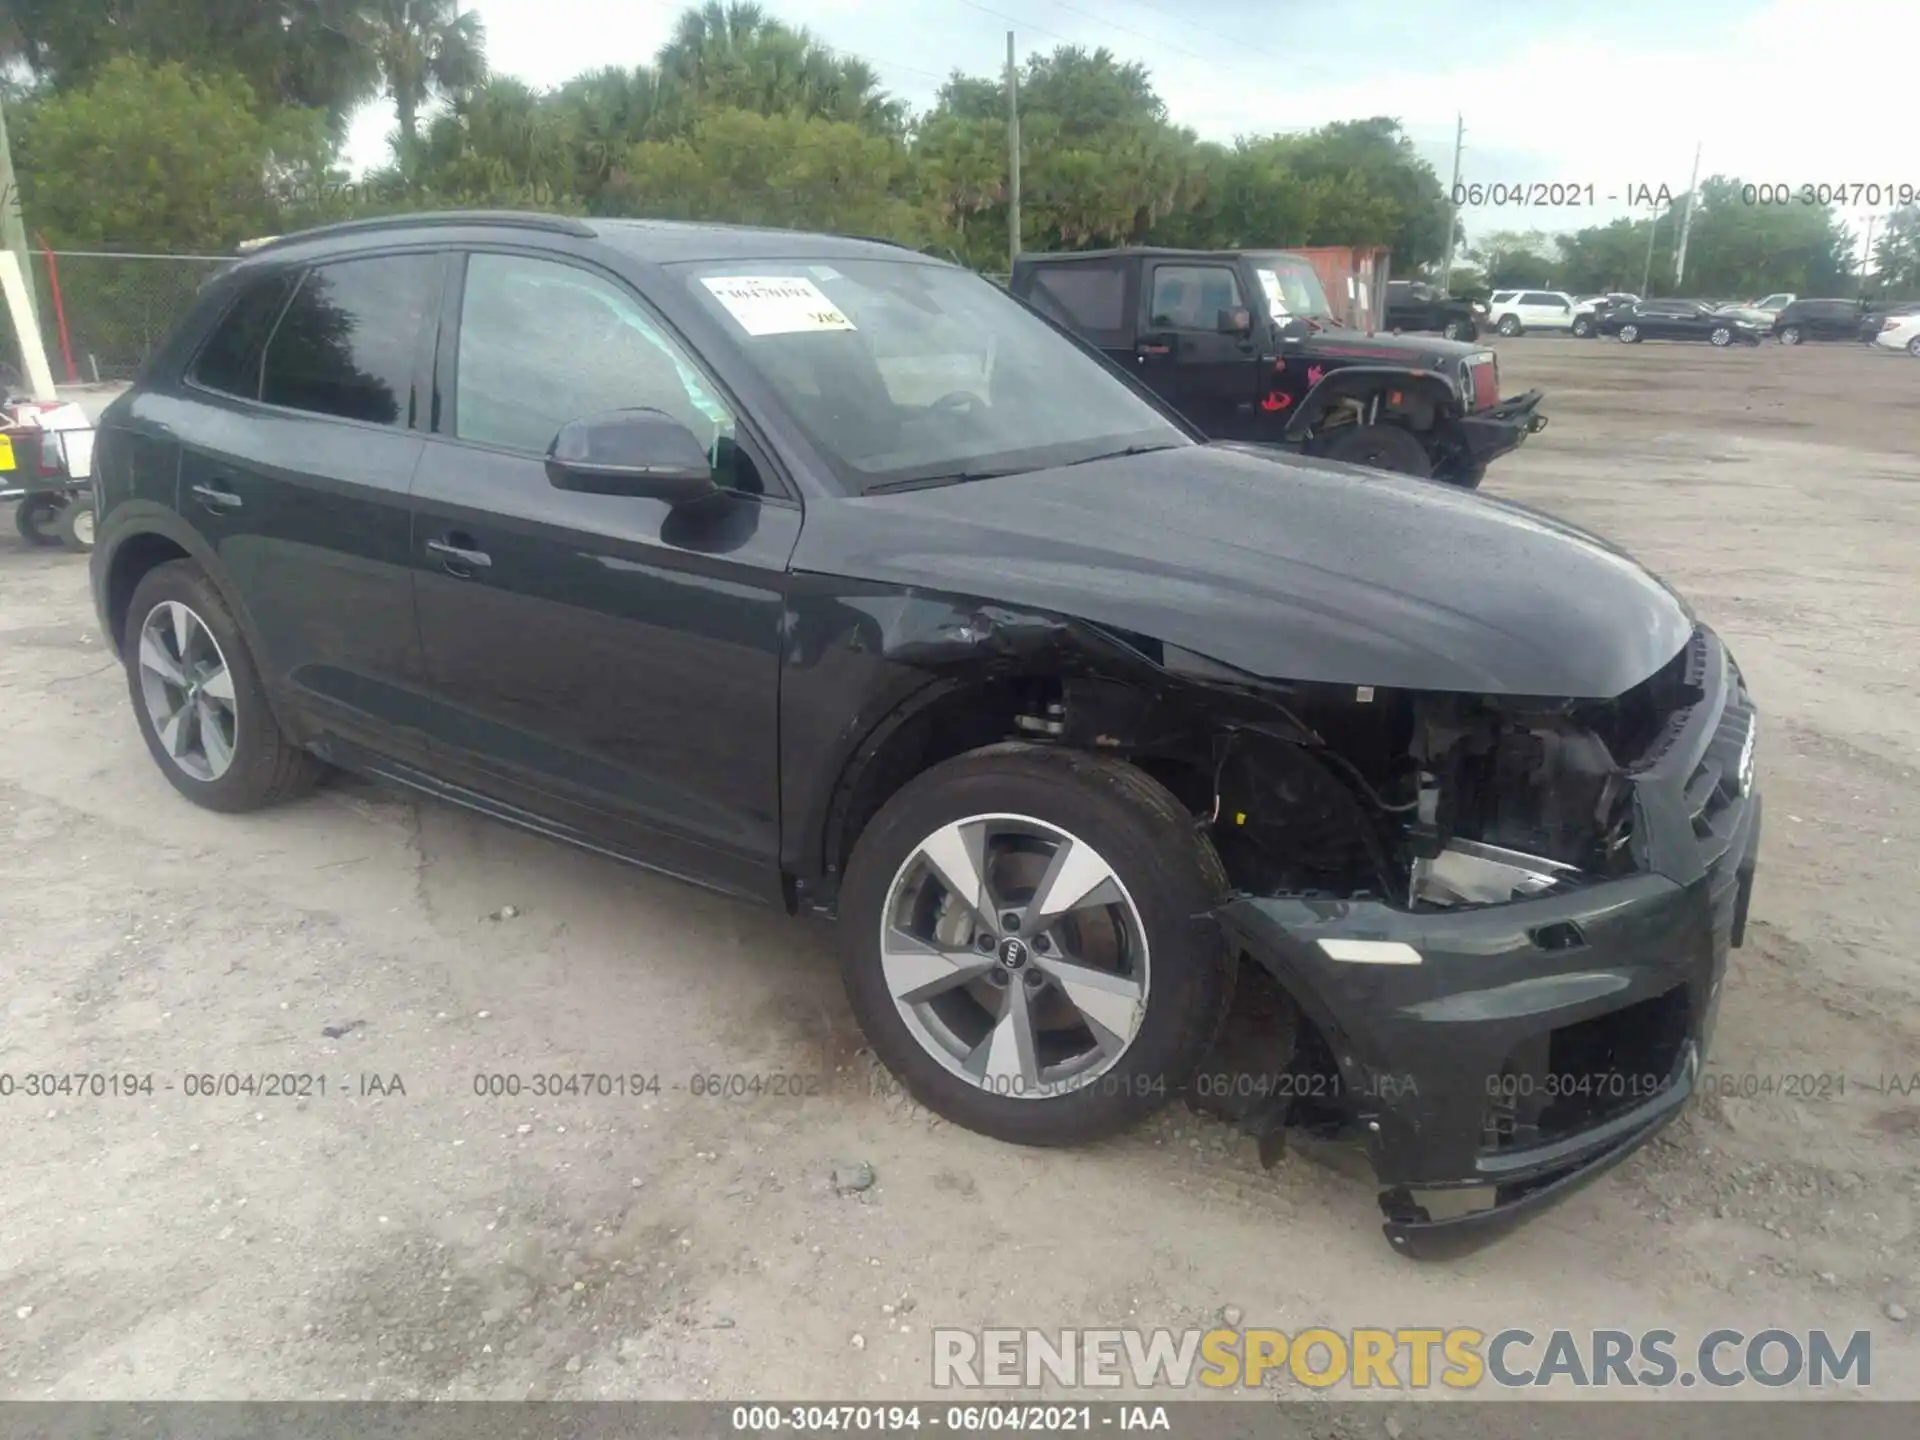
xmin=191 ymin=482 xmax=242 ymax=512
xmin=426 ymin=536 xmax=492 ymax=576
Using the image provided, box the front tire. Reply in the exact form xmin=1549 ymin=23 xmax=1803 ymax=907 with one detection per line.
xmin=1312 ymin=422 xmax=1435 ymax=479
xmin=1496 ymin=315 xmax=1522 ymax=337
xmin=1618 ymin=323 xmax=1642 ymax=343
xmin=124 ymin=560 xmax=322 ymax=812
xmin=13 ymin=494 xmax=64 ymax=547
xmin=838 ymin=744 xmax=1233 ymax=1147
xmin=1779 ymin=325 xmax=1803 ymax=345
xmin=1571 ymin=316 xmax=1593 ymax=338
xmin=1442 ymin=318 xmax=1477 ymax=341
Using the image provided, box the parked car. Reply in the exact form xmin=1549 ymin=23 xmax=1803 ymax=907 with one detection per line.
xmin=1569 ymin=294 xmax=1637 ymax=338
xmin=1859 ymin=299 xmax=1920 ymax=344
xmin=1873 ymin=309 xmax=1920 ymax=355
xmin=88 ymin=211 xmax=1761 ymax=1256
xmin=1772 ymin=298 xmax=1864 ymax=344
xmin=1486 ymin=290 xmax=1583 ymax=336
xmin=1011 ymin=247 xmax=1545 ymax=488
xmin=1747 ymin=292 xmax=1796 ymax=325
xmin=1384 ymin=280 xmax=1481 ymax=341
xmin=1709 ymin=304 xmax=1775 ymax=329
xmin=1609 ymin=300 xmax=1765 ymax=346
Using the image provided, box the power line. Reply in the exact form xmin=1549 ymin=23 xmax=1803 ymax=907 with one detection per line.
xmin=1033 ymin=0 xmax=1228 ymax=72
xmin=1111 ymin=0 xmax=1349 ymax=86
xmin=948 ymin=0 xmax=1079 ymax=50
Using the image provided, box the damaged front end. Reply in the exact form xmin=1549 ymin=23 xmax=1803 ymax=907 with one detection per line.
xmin=1186 ymin=626 xmax=1761 ymax=1257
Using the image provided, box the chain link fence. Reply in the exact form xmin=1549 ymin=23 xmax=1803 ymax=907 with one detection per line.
xmin=7 ymin=251 xmax=232 ymax=386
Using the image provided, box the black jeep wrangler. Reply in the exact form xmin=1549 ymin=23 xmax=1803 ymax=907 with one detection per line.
xmin=1010 ymin=247 xmax=1547 ymax=488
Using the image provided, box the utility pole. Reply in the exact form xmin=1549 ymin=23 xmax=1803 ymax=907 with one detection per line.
xmin=1673 ymin=140 xmax=1702 ymax=287
xmin=1862 ymin=213 xmax=1878 ymax=295
xmin=0 ymin=95 xmax=36 ymax=334
xmin=1439 ymin=113 xmax=1464 ymax=294
xmin=1006 ymin=31 xmax=1021 ymax=272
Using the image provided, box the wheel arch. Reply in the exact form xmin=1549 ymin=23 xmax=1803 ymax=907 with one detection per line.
xmin=1280 ymin=366 xmax=1460 ymax=444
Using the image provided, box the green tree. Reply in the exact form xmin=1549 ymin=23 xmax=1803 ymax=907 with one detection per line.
xmin=1871 ymin=205 xmax=1920 ymax=298
xmin=656 ymin=1 xmax=903 ymax=135
xmin=2 ymin=0 xmax=377 ymax=138
xmin=14 ymin=55 xmax=334 ymax=249
xmin=365 ymin=0 xmax=487 ymax=153
xmin=1468 ymin=229 xmax=1559 ymax=288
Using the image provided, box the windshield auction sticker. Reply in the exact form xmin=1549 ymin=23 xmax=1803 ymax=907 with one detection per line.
xmin=701 ymin=275 xmax=856 ymax=336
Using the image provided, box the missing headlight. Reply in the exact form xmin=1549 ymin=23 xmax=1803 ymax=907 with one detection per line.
xmin=1410 ymin=838 xmax=1581 ymax=907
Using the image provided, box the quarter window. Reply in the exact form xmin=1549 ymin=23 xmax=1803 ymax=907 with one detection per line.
xmin=260 ymin=254 xmax=440 ymax=426
xmin=190 ymin=271 xmax=297 ymax=399
xmin=453 ymin=252 xmax=751 ymax=488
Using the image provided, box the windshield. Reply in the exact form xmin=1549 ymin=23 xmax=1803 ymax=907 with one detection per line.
xmin=673 ymin=258 xmax=1189 ymax=493
xmin=1243 ymin=252 xmax=1334 ymax=322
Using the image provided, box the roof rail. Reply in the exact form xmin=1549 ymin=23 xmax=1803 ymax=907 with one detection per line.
xmin=246 ymin=210 xmax=596 ymax=254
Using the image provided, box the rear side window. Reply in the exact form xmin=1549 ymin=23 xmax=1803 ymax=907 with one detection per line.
xmin=1025 ymin=264 xmax=1128 ymax=338
xmin=261 ymin=254 xmax=441 ymax=427
xmin=189 ymin=272 xmax=297 ymax=399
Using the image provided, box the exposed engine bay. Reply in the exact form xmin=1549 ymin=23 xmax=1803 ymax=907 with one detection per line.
xmin=1006 ymin=631 xmax=1703 ymax=914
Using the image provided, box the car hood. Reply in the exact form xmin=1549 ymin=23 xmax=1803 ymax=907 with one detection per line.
xmin=1290 ymin=326 xmax=1478 ymax=369
xmin=793 ymin=444 xmax=1695 ymax=699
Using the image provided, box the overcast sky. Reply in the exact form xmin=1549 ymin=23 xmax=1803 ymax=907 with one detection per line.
xmin=346 ymin=0 xmax=1907 ymax=255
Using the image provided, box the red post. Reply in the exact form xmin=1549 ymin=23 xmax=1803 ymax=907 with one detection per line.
xmin=33 ymin=233 xmax=78 ymax=385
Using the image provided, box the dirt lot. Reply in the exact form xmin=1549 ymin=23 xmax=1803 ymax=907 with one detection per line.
xmin=2 ymin=341 xmax=1917 ymax=1410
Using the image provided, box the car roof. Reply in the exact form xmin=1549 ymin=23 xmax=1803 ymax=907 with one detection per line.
xmin=232 ymin=210 xmax=944 ymax=269
xmin=1016 ymin=246 xmax=1302 ymax=264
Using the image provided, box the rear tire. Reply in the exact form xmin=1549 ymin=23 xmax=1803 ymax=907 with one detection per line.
xmin=124 ymin=560 xmax=322 ymax=813
xmin=1496 ymin=315 xmax=1522 ymax=337
xmin=1313 ymin=422 xmax=1435 ymax=479
xmin=57 ymin=497 xmax=95 ymax=552
xmin=1779 ymin=325 xmax=1802 ymax=345
xmin=1906 ymin=337 xmax=1919 ymax=357
xmin=13 ymin=494 xmax=64 ymax=547
xmin=1571 ymin=316 xmax=1593 ymax=338
xmin=838 ymin=743 xmax=1234 ymax=1147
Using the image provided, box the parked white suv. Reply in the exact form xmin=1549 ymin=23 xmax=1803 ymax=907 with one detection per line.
xmin=1487 ymin=290 xmax=1582 ymax=336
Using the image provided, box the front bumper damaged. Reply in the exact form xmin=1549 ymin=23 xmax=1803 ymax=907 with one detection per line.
xmin=1214 ymin=627 xmax=1761 ymax=1257
xmin=1456 ymin=387 xmax=1548 ymax=466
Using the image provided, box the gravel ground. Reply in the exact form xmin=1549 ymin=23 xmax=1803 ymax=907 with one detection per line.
xmin=0 ymin=343 xmax=1916 ymax=1410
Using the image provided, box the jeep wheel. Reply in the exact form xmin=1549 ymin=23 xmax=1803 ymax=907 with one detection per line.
xmin=125 ymin=560 xmax=322 ymax=812
xmin=1571 ymin=316 xmax=1593 ymax=338
xmin=1618 ymin=323 xmax=1642 ymax=343
xmin=838 ymin=744 xmax=1233 ymax=1147
xmin=1442 ymin=318 xmax=1476 ymax=341
xmin=1710 ymin=326 xmax=1733 ymax=347
xmin=13 ymin=494 xmax=65 ymax=547
xmin=1313 ymin=422 xmax=1434 ymax=479
xmin=1779 ymin=325 xmax=1803 ymax=345
xmin=1496 ymin=315 xmax=1522 ymax=337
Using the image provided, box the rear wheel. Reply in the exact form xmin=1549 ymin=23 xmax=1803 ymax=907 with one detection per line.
xmin=13 ymin=494 xmax=64 ymax=547
xmin=1779 ymin=325 xmax=1803 ymax=345
xmin=124 ymin=560 xmax=322 ymax=812
xmin=1312 ymin=422 xmax=1435 ymax=479
xmin=1442 ymin=318 xmax=1476 ymax=341
xmin=1496 ymin=315 xmax=1522 ymax=337
xmin=838 ymin=744 xmax=1233 ymax=1147
xmin=1906 ymin=337 xmax=1919 ymax=357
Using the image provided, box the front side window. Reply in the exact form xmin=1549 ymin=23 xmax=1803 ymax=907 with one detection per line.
xmin=189 ymin=270 xmax=297 ymax=399
xmin=452 ymin=252 xmax=743 ymax=482
xmin=260 ymin=254 xmax=440 ymax=426
xmin=1148 ymin=265 xmax=1243 ymax=330
xmin=677 ymin=258 xmax=1187 ymax=493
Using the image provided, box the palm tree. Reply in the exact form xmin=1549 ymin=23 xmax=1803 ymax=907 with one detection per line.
xmin=366 ymin=0 xmax=488 ymax=153
xmin=657 ymin=0 xmax=901 ymax=135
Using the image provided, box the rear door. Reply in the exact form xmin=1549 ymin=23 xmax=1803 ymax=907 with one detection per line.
xmin=1814 ymin=301 xmax=1858 ymax=340
xmin=1136 ymin=259 xmax=1260 ymax=437
xmin=1520 ymin=291 xmax=1574 ymax=330
xmin=177 ymin=249 xmax=443 ymax=761
xmin=407 ymin=248 xmax=798 ymax=902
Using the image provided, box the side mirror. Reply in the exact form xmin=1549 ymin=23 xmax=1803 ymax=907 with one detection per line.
xmin=545 ymin=408 xmax=718 ymax=505
xmin=1216 ymin=306 xmax=1253 ymax=334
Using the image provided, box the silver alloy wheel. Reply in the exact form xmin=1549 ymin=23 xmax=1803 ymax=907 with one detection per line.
xmin=1619 ymin=324 xmax=1639 ymax=343
xmin=68 ymin=504 xmax=95 ymax=547
xmin=1711 ymin=327 xmax=1732 ymax=346
xmin=136 ymin=600 xmax=239 ymax=782
xmin=1498 ymin=316 xmax=1520 ymax=336
xmin=878 ymin=813 xmax=1150 ymax=1100
xmin=1781 ymin=326 xmax=1801 ymax=344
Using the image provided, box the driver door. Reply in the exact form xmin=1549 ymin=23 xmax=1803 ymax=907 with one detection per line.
xmin=407 ymin=249 xmax=800 ymax=902
xmin=1135 ymin=261 xmax=1260 ymax=438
